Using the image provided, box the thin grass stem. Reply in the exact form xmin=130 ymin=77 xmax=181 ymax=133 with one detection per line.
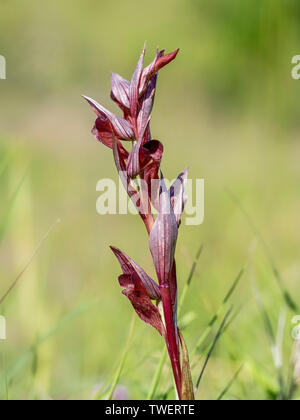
xmin=146 ymin=347 xmax=167 ymax=400
xmin=217 ymin=365 xmax=243 ymax=400
xmin=195 ymin=305 xmax=233 ymax=393
xmin=105 ymin=314 xmax=136 ymax=401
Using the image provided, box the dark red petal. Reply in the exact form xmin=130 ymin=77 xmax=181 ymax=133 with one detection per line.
xmin=94 ymin=113 xmax=112 ymax=132
xmin=92 ymin=122 xmax=113 ymax=148
xmin=110 ymin=72 xmax=130 ymax=109
xmin=143 ymin=124 xmax=152 ymax=144
xmin=142 ymin=139 xmax=164 ymax=162
xmin=83 ymin=95 xmax=135 ymax=140
xmin=141 ymin=140 xmax=164 ymax=209
xmin=126 ymin=135 xmax=163 ymax=180
xmin=170 ymin=168 xmax=189 ymax=226
xmin=92 ymin=117 xmax=115 ymax=148
xmin=118 ymin=273 xmax=164 ymax=335
xmin=129 ymin=47 xmax=145 ymax=119
xmin=110 ymin=246 xmax=161 ymax=300
xmin=92 ymin=120 xmax=129 ymax=158
xmin=149 ymin=175 xmax=178 ymax=286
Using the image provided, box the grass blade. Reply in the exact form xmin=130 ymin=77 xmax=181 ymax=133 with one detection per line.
xmin=0 ymin=219 xmax=60 ymax=306
xmin=146 ymin=347 xmax=167 ymax=400
xmin=252 ymin=279 xmax=287 ymax=399
xmin=195 ymin=305 xmax=233 ymax=392
xmin=178 ymin=245 xmax=203 ymax=315
xmin=7 ymin=299 xmax=99 ymax=381
xmin=226 ymin=189 xmax=298 ymax=312
xmin=192 ymin=268 xmax=243 ymax=357
xmin=0 ymin=171 xmax=27 ymax=243
xmin=252 ymin=279 xmax=275 ymax=344
xmin=274 ymin=311 xmax=286 ymax=400
xmin=0 ymin=152 xmax=12 ymax=180
xmin=96 ymin=314 xmax=136 ymax=401
xmin=288 ymin=338 xmax=300 ymax=400
xmin=217 ymin=365 xmax=243 ymax=400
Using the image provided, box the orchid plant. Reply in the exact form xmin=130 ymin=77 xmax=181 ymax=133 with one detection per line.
xmin=83 ymin=46 xmax=194 ymax=400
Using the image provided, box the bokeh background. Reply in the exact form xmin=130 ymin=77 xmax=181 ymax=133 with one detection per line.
xmin=0 ymin=0 xmax=300 ymax=400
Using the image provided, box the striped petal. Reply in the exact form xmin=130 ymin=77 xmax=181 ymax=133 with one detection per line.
xmin=83 ymin=95 xmax=134 ymax=140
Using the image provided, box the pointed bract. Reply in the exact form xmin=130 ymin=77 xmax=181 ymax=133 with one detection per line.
xmin=179 ymin=331 xmax=195 ymax=400
xmin=149 ymin=175 xmax=178 ymax=286
xmin=149 ymin=177 xmax=182 ymax=397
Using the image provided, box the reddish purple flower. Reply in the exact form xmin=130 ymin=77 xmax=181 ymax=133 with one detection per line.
xmin=83 ymin=47 xmax=178 ymax=180
xmin=110 ymin=247 xmax=163 ymax=335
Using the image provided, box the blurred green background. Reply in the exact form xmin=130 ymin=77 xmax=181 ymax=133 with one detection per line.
xmin=1 ymin=0 xmax=300 ymax=400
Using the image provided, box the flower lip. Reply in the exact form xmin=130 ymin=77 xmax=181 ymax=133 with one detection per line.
xmin=118 ymin=272 xmax=164 ymax=336
xmin=110 ymin=246 xmax=164 ymax=335
xmin=143 ymin=139 xmax=163 ymax=158
xmin=110 ymin=246 xmax=161 ymax=301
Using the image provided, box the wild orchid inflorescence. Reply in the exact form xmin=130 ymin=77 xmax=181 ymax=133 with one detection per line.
xmin=83 ymin=47 xmax=194 ymax=400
